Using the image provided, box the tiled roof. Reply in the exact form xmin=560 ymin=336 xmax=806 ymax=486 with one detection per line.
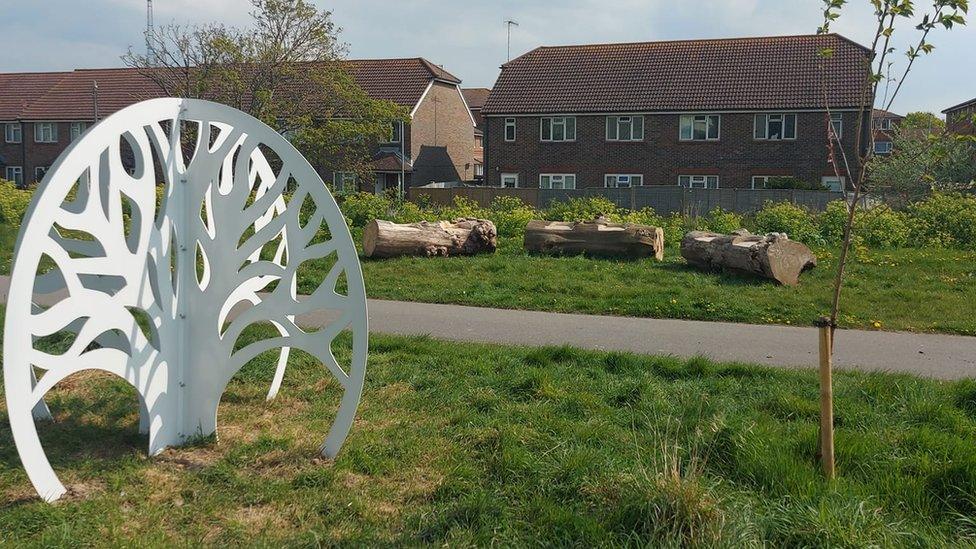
xmin=943 ymin=97 xmax=976 ymax=114
xmin=0 ymin=71 xmax=72 ymax=120
xmin=462 ymin=87 xmax=491 ymax=109
xmin=343 ymin=57 xmax=460 ymax=108
xmin=0 ymin=57 xmax=459 ymax=121
xmin=371 ymin=151 xmax=412 ymax=172
xmin=873 ymin=108 xmax=903 ymax=119
xmin=482 ymin=34 xmax=871 ymax=115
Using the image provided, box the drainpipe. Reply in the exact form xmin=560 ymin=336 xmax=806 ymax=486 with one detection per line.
xmin=19 ymin=118 xmax=27 ymax=189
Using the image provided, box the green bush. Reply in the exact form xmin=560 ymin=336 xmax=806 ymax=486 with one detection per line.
xmin=753 ymin=201 xmax=822 ymax=245
xmin=340 ymin=192 xmax=393 ymax=227
xmin=488 ymin=196 xmax=538 ymax=238
xmin=765 ymin=176 xmax=828 ymax=191
xmin=819 ymin=200 xmax=848 ymax=244
xmin=0 ymin=180 xmax=33 ymax=229
xmin=440 ymin=195 xmax=486 ymax=220
xmin=907 ymin=193 xmax=976 ymax=249
xmin=702 ymin=207 xmax=744 ymax=235
xmin=544 ymin=197 xmax=621 ymax=222
xmin=859 ymin=205 xmax=911 ymax=248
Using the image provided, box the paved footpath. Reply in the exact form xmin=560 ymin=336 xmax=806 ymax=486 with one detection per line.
xmin=3 ymin=276 xmax=974 ymax=380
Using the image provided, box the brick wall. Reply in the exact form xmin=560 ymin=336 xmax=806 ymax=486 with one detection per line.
xmin=1 ymin=121 xmax=88 ymax=186
xmin=485 ymin=111 xmax=867 ymax=189
xmin=410 ymin=81 xmax=475 ymax=186
xmin=946 ymin=106 xmax=975 ymax=136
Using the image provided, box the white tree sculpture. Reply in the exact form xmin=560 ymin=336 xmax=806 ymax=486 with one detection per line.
xmin=3 ymin=98 xmax=367 ymax=502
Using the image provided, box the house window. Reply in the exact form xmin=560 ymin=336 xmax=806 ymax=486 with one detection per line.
xmin=541 ymin=117 xmax=575 ymax=142
xmin=5 ymin=122 xmax=22 ymax=143
xmin=606 ymin=115 xmax=644 ymax=141
xmin=539 ymin=173 xmax=576 ymax=189
xmin=504 ymin=118 xmax=516 ymax=142
xmin=678 ymin=175 xmax=719 ymax=189
xmin=830 ymin=113 xmax=843 ymax=140
xmin=474 ymin=164 xmax=484 ymax=178
xmin=5 ymin=166 xmax=23 ymax=187
xmin=500 ymin=173 xmax=519 ymax=188
xmin=751 ymin=175 xmax=781 ymax=189
xmin=874 ymin=141 xmax=893 ymax=154
xmin=34 ymin=166 xmax=49 ymax=181
xmin=389 ymin=122 xmax=402 ymax=143
xmin=821 ymin=176 xmax=846 ymax=191
xmin=875 ymin=118 xmax=893 ymax=130
xmin=69 ymin=122 xmax=87 ymax=141
xmin=475 ymin=135 xmax=483 ymax=148
xmin=333 ymin=172 xmax=357 ymax=193
xmin=34 ymin=122 xmax=58 ymax=143
xmin=605 ymin=174 xmax=643 ymax=188
xmin=679 ymin=114 xmax=720 ymax=141
xmin=754 ymin=113 xmax=797 ymax=140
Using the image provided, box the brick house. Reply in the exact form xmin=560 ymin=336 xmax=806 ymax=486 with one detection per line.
xmin=943 ymin=97 xmax=976 ymax=136
xmin=482 ymin=34 xmax=873 ymax=191
xmin=872 ymin=109 xmax=904 ymax=155
xmin=0 ymin=58 xmax=476 ymax=192
xmin=462 ymin=87 xmax=490 ymax=181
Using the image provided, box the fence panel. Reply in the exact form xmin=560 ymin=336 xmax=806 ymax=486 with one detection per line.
xmin=408 ymin=186 xmax=845 ymax=214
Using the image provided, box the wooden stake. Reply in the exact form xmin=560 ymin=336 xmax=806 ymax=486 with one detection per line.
xmin=816 ymin=316 xmax=835 ymax=479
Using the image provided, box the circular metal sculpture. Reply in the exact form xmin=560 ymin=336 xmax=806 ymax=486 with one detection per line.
xmin=3 ymin=98 xmax=367 ymax=502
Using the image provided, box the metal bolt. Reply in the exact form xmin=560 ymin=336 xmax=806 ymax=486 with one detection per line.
xmin=179 ymin=313 xmax=186 ymax=319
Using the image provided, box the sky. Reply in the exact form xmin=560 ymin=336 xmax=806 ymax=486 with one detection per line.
xmin=1 ymin=0 xmax=972 ymax=114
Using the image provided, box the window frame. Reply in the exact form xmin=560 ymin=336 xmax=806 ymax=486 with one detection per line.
xmin=34 ymin=166 xmax=49 ymax=181
xmin=678 ymin=175 xmax=720 ymax=189
xmin=821 ymin=176 xmax=846 ymax=192
xmin=874 ymin=141 xmax=893 ymax=154
xmin=679 ymin=114 xmax=721 ymax=141
xmin=754 ymin=113 xmax=797 ymax=141
xmin=606 ymin=115 xmax=644 ymax=142
xmin=750 ymin=175 xmax=789 ymax=189
xmin=500 ymin=173 xmax=520 ymax=188
xmin=605 ymin=174 xmax=643 ymax=188
xmin=504 ymin=118 xmax=516 ymax=142
xmin=540 ymin=116 xmax=576 ymax=142
xmin=5 ymin=122 xmax=22 ymax=143
xmin=389 ymin=122 xmax=402 ymax=144
xmin=5 ymin=166 xmax=23 ymax=186
xmin=333 ymin=171 xmax=357 ymax=193
xmin=539 ymin=173 xmax=576 ymax=189
xmin=829 ymin=113 xmax=843 ymax=140
xmin=69 ymin=121 xmax=87 ymax=141
xmin=34 ymin=122 xmax=58 ymax=143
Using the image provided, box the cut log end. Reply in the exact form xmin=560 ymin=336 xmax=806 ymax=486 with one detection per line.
xmin=524 ymin=218 xmax=665 ymax=260
xmin=363 ymin=218 xmax=497 ymax=258
xmin=680 ymin=229 xmax=816 ymax=285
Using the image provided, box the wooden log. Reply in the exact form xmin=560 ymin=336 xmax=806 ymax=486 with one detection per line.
xmin=363 ymin=218 xmax=497 ymax=258
xmin=523 ymin=216 xmax=665 ymax=260
xmin=680 ymin=229 xmax=816 ymax=285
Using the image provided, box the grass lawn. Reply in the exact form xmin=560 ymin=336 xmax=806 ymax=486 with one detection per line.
xmin=347 ymin=233 xmax=976 ymax=336
xmin=3 ymin=318 xmax=976 ymax=546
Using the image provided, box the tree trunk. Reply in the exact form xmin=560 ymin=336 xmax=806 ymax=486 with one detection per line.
xmin=363 ymin=218 xmax=497 ymax=258
xmin=523 ymin=216 xmax=665 ymax=260
xmin=680 ymin=229 xmax=817 ymax=286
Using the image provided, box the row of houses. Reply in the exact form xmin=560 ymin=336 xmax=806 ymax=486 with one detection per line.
xmin=1 ymin=33 xmax=972 ymax=192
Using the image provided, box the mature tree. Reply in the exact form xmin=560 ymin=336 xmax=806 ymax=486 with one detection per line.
xmin=870 ymin=113 xmax=976 ymax=202
xmin=123 ymin=0 xmax=408 ymax=184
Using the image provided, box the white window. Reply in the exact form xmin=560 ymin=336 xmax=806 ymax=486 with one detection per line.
xmin=605 ymin=174 xmax=643 ymax=188
xmin=606 ymin=115 xmax=644 ymax=141
xmin=754 ymin=113 xmax=797 ymax=140
xmin=678 ymin=175 xmax=719 ymax=189
xmin=5 ymin=166 xmax=23 ymax=187
xmin=821 ymin=176 xmax=846 ymax=192
xmin=389 ymin=122 xmax=402 ymax=143
xmin=34 ymin=166 xmax=49 ymax=181
xmin=751 ymin=175 xmax=790 ymax=189
xmin=333 ymin=172 xmax=356 ymax=193
xmin=829 ymin=113 xmax=843 ymax=140
xmin=874 ymin=141 xmax=893 ymax=154
xmin=5 ymin=122 xmax=22 ymax=143
xmin=69 ymin=122 xmax=87 ymax=141
xmin=474 ymin=164 xmax=484 ymax=178
xmin=875 ymin=118 xmax=893 ymax=130
xmin=500 ymin=173 xmax=519 ymax=188
xmin=540 ymin=117 xmax=575 ymax=142
xmin=539 ymin=173 xmax=576 ymax=189
xmin=34 ymin=122 xmax=57 ymax=143
xmin=679 ymin=114 xmax=720 ymax=141
xmin=504 ymin=118 xmax=516 ymax=142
